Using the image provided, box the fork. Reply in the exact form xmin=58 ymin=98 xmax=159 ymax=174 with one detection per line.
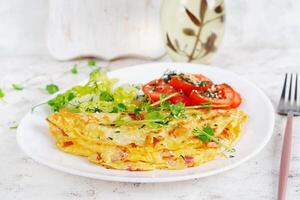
xmin=277 ymin=73 xmax=299 ymax=200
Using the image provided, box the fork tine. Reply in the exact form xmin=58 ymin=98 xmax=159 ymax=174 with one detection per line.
xmin=288 ymin=73 xmax=293 ymax=102
xmin=295 ymin=73 xmax=298 ymax=103
xmin=280 ymin=73 xmax=288 ymax=101
xmin=277 ymin=73 xmax=300 ymax=116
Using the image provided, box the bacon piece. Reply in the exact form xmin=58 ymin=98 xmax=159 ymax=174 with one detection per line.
xmin=96 ymin=153 xmax=102 ymax=161
xmin=207 ymin=142 xmax=219 ymax=148
xmin=128 ymin=168 xmax=143 ymax=172
xmin=63 ymin=141 xmax=73 ymax=147
xmin=129 ymin=143 xmax=138 ymax=148
xmin=153 ymin=137 xmax=160 ymax=147
xmin=128 ymin=113 xmax=144 ymax=120
xmin=184 ymin=156 xmax=194 ymax=165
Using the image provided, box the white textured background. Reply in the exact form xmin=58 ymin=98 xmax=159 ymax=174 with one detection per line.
xmin=1 ymin=0 xmax=300 ymax=56
xmin=1 ymin=1 xmax=300 ymax=200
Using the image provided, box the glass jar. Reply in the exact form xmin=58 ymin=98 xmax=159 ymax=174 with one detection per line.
xmin=161 ymin=0 xmax=225 ymax=64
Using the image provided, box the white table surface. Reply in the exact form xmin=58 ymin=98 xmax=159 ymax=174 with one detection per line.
xmin=0 ymin=47 xmax=300 ymax=200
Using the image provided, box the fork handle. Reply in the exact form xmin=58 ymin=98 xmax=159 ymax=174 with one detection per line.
xmin=278 ymin=112 xmax=293 ymax=200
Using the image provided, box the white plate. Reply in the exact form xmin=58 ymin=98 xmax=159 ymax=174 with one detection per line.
xmin=17 ymin=62 xmax=275 ymax=183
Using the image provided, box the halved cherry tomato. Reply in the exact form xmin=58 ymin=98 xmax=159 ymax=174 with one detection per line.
xmin=189 ymin=84 xmax=239 ymax=108
xmin=169 ymin=74 xmax=212 ymax=95
xmin=142 ymin=79 xmax=192 ymax=105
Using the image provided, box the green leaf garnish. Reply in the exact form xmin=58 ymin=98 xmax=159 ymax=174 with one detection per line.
xmin=193 ymin=126 xmax=235 ymax=153
xmin=9 ymin=124 xmax=18 ymax=129
xmin=46 ymin=84 xmax=59 ymax=94
xmin=159 ymin=93 xmax=171 ymax=108
xmin=169 ymin=102 xmax=185 ymax=118
xmin=186 ymin=103 xmax=229 ymax=109
xmin=134 ymin=108 xmax=142 ymax=115
xmin=100 ymin=91 xmax=114 ymax=101
xmin=48 ymin=91 xmax=75 ymax=112
xmin=195 ymin=126 xmax=214 ymax=142
xmin=197 ymin=134 xmax=210 ymax=142
xmin=151 ymin=92 xmax=179 ymax=107
xmin=88 ymin=59 xmax=96 ymax=67
xmin=31 ymin=102 xmax=48 ymax=112
xmin=116 ymin=103 xmax=127 ymax=111
xmin=111 ymin=107 xmax=118 ymax=113
xmin=109 ymin=103 xmax=128 ymax=113
xmin=199 ymin=102 xmax=212 ymax=108
xmin=144 ymin=111 xmax=168 ymax=127
xmin=161 ymin=101 xmax=171 ymax=109
xmin=144 ymin=111 xmax=165 ymax=121
xmin=12 ymin=83 xmax=24 ymax=91
xmin=71 ymin=65 xmax=78 ymax=74
xmin=0 ymin=88 xmax=4 ymax=98
xmin=203 ymin=126 xmax=214 ymax=135
xmin=144 ymin=102 xmax=160 ymax=112
xmin=157 ymin=94 xmax=185 ymax=118
xmin=160 ymin=93 xmax=167 ymax=101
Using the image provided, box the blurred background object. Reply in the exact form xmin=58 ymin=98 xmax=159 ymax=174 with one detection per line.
xmin=1 ymin=0 xmax=299 ymax=60
xmin=161 ymin=0 xmax=225 ymax=63
xmin=47 ymin=0 xmax=165 ymax=61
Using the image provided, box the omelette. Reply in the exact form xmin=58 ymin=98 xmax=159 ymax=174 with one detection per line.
xmin=47 ymin=108 xmax=247 ymax=171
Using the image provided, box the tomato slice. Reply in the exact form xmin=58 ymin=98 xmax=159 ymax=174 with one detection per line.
xmin=143 ymin=77 xmax=242 ymax=108
xmin=231 ymin=90 xmax=242 ymax=108
xmin=189 ymin=84 xmax=239 ymax=108
xmin=168 ymin=95 xmax=193 ymax=106
xmin=169 ymin=74 xmax=212 ymax=95
xmin=142 ymin=79 xmax=192 ymax=105
xmin=143 ymin=79 xmax=176 ymax=102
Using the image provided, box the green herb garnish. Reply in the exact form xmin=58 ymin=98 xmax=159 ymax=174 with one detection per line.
xmin=196 ymin=81 xmax=207 ymax=86
xmin=48 ymin=91 xmax=75 ymax=111
xmin=158 ymin=94 xmax=185 ymax=118
xmin=144 ymin=101 xmax=160 ymax=112
xmin=169 ymin=102 xmax=185 ymax=118
xmin=195 ymin=126 xmax=214 ymax=142
xmin=159 ymin=93 xmax=171 ymax=108
xmin=144 ymin=111 xmax=168 ymax=127
xmin=163 ymin=70 xmax=177 ymax=83
xmin=144 ymin=111 xmax=165 ymax=121
xmin=116 ymin=103 xmax=127 ymax=111
xmin=88 ymin=59 xmax=96 ymax=67
xmin=12 ymin=84 xmax=24 ymax=91
xmin=0 ymin=88 xmax=4 ymax=98
xmin=193 ymin=126 xmax=235 ymax=153
xmin=9 ymin=124 xmax=18 ymax=129
xmin=46 ymin=84 xmax=59 ymax=94
xmin=151 ymin=92 xmax=179 ymax=107
xmin=111 ymin=107 xmax=118 ymax=113
xmin=134 ymin=108 xmax=142 ymax=115
xmin=186 ymin=103 xmax=229 ymax=109
xmin=31 ymin=102 xmax=48 ymax=112
xmin=100 ymin=91 xmax=114 ymax=101
xmin=71 ymin=65 xmax=78 ymax=74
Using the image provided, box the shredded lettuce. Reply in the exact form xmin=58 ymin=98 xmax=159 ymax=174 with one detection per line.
xmin=48 ymin=69 xmax=138 ymax=113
